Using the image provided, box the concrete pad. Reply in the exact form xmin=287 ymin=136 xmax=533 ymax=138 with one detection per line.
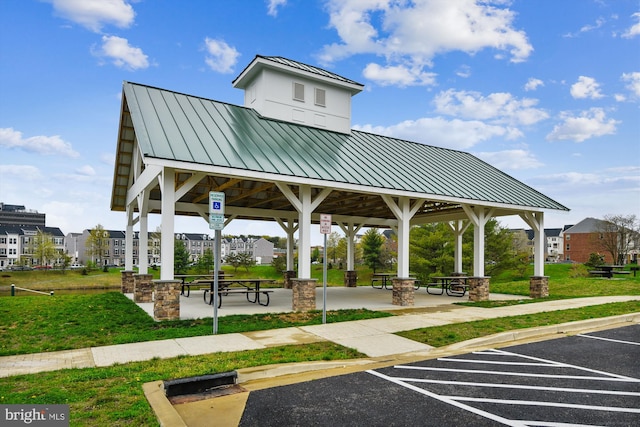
xmin=331 ymin=333 xmax=434 ymax=358
xmin=242 ymin=327 xmax=325 ymax=347
xmin=300 ymin=321 xmax=385 ymax=340
xmin=175 ymin=334 xmax=265 ymax=355
xmin=92 ymin=339 xmax=186 ymax=366
xmin=358 ymin=315 xmax=452 ymax=333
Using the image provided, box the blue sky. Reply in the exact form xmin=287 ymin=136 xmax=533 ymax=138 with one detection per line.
xmin=1 ymin=0 xmax=638 ymax=244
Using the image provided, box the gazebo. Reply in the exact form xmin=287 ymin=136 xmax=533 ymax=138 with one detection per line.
xmin=111 ymin=55 xmax=568 ymax=315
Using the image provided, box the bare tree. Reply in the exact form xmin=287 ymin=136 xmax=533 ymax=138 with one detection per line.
xmin=597 ymin=214 xmax=639 ymax=265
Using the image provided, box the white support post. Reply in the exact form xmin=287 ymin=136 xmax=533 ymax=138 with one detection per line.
xmin=139 ymin=211 xmax=148 ymax=274
xmin=298 ymin=186 xmax=312 ymax=278
xmin=521 ymin=211 xmax=545 ymax=277
xmin=276 ymin=218 xmax=298 ymax=271
xmin=382 ymin=195 xmax=423 ymax=277
xmin=338 ymin=222 xmax=363 ymax=271
xmin=160 ymin=168 xmax=175 ymax=280
xmin=276 ymin=183 xmax=331 ymax=279
xmin=449 ymin=220 xmax=470 ymax=273
xmin=463 ymin=205 xmax=494 ymax=277
xmin=125 ymin=205 xmax=134 ymax=270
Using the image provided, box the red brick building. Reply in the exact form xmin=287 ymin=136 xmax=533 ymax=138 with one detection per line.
xmin=563 ymin=217 xmax=615 ymax=263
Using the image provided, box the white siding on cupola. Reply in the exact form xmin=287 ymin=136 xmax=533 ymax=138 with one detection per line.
xmin=233 ymin=56 xmax=363 ymax=135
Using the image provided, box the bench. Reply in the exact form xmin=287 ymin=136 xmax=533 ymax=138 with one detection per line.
xmin=613 ymin=271 xmax=630 ymax=276
xmin=203 ymin=288 xmax=273 ymax=307
xmin=426 ymin=282 xmax=445 ymax=295
xmin=588 ymin=270 xmax=608 ymax=277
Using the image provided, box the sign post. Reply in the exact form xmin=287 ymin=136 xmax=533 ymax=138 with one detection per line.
xmin=209 ymin=192 xmax=225 ymax=334
xmin=319 ymin=214 xmax=331 ymax=324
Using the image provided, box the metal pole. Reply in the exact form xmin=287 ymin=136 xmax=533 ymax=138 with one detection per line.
xmin=323 ymin=233 xmax=327 ymax=324
xmin=213 ymin=229 xmax=221 ymax=334
xmin=11 ymin=284 xmax=15 ymax=296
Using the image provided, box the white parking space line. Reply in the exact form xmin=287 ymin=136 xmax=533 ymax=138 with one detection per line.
xmin=376 ymin=344 xmax=640 ymax=426
xmin=438 ymin=357 xmax=556 ymax=367
xmin=367 ymin=369 xmax=529 ymax=427
xmin=395 ymin=378 xmax=640 ymax=397
xmin=490 ymin=349 xmax=640 ymax=381
xmin=394 ymin=364 xmax=637 ymax=382
xmin=444 ymin=396 xmax=640 ymax=414
xmin=577 ymin=334 xmax=640 ymax=346
xmin=518 ymin=422 xmax=606 ymax=427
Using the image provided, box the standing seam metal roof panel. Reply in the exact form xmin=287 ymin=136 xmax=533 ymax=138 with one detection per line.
xmin=122 ymin=82 xmax=568 ymax=211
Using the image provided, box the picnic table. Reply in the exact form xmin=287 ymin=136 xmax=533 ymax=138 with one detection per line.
xmin=371 ymin=273 xmax=420 ymax=290
xmin=175 ymin=273 xmax=232 ymax=297
xmin=589 ymin=265 xmax=625 ymax=279
xmin=426 ymin=276 xmax=469 ymax=297
xmin=371 ymin=273 xmax=394 ymax=290
xmin=194 ymin=278 xmax=275 ymax=308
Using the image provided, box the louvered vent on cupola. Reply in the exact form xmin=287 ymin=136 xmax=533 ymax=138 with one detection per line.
xmin=232 ymin=55 xmax=364 ymax=134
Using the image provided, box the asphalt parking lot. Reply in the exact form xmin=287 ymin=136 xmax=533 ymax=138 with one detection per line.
xmin=239 ymin=324 xmax=640 ymax=426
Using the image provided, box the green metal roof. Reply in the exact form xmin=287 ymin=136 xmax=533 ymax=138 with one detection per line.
xmin=120 ymin=81 xmax=568 ymax=212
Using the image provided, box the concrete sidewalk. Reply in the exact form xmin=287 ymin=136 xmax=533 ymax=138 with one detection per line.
xmin=1 ymin=295 xmax=639 ymax=378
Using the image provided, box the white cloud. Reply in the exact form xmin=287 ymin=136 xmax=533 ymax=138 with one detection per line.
xmin=456 ymin=65 xmax=471 ymax=78
xmin=362 ymin=63 xmax=436 ymax=87
xmin=75 ymin=165 xmax=96 ymax=176
xmin=563 ymin=17 xmax=606 ymax=38
xmin=570 ymin=76 xmax=604 ymax=99
xmin=622 ymin=12 xmax=640 ymax=38
xmin=203 ymin=38 xmax=240 ymax=73
xmin=621 ymin=72 xmax=640 ymax=97
xmin=47 ymin=0 xmax=135 ymax=33
xmin=546 ymin=108 xmax=619 ymax=143
xmin=0 ymin=127 xmax=80 ymax=157
xmin=474 ymin=149 xmax=543 ymax=170
xmin=266 ymin=0 xmax=287 ymax=17
xmin=0 ymin=165 xmax=43 ymax=181
xmin=433 ymin=89 xmax=549 ymax=126
xmin=318 ymin=0 xmax=532 ymax=87
xmin=95 ymin=35 xmax=149 ymax=70
xmin=524 ymin=78 xmax=544 ymax=91
xmin=354 ymin=116 xmax=515 ymax=150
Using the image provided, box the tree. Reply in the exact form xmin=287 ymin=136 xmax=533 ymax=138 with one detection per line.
xmin=361 ymin=228 xmax=385 ymax=272
xmin=86 ymin=225 xmax=110 ymax=266
xmin=271 ymin=255 xmax=287 ymax=274
xmin=225 ymin=252 xmax=255 ymax=272
xmin=196 ymin=248 xmax=214 ymax=274
xmin=482 ymin=219 xmax=516 ymax=276
xmin=27 ymin=230 xmax=57 ymax=267
xmin=174 ymin=240 xmax=190 ymax=274
xmin=327 ymin=232 xmax=341 ymax=263
xmin=597 ymin=214 xmax=639 ymax=265
xmin=410 ymin=223 xmax=455 ymax=279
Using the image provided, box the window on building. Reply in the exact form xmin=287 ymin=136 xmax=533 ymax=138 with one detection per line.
xmin=566 ymin=244 xmax=570 ymax=251
xmin=293 ymin=82 xmax=304 ymax=102
xmin=0 ymin=238 xmax=5 ymax=244
xmin=315 ymin=88 xmax=326 ymax=107
xmin=566 ymin=234 xmax=570 ymax=240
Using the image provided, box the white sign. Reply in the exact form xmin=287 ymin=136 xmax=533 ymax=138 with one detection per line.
xmin=320 ymin=214 xmax=332 ymax=234
xmin=209 ymin=192 xmax=225 ymax=230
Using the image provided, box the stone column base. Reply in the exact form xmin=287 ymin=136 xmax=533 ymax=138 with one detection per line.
xmin=529 ymin=276 xmax=549 ymax=298
xmin=292 ymin=278 xmax=317 ymax=312
xmin=121 ymin=270 xmax=135 ymax=293
xmin=344 ymin=270 xmax=358 ymax=287
xmin=392 ymin=277 xmax=416 ymax=306
xmin=468 ymin=277 xmax=490 ymax=302
xmin=154 ymin=280 xmax=181 ymax=321
xmin=133 ymin=273 xmax=154 ymax=303
xmin=283 ymin=270 xmax=296 ymax=289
